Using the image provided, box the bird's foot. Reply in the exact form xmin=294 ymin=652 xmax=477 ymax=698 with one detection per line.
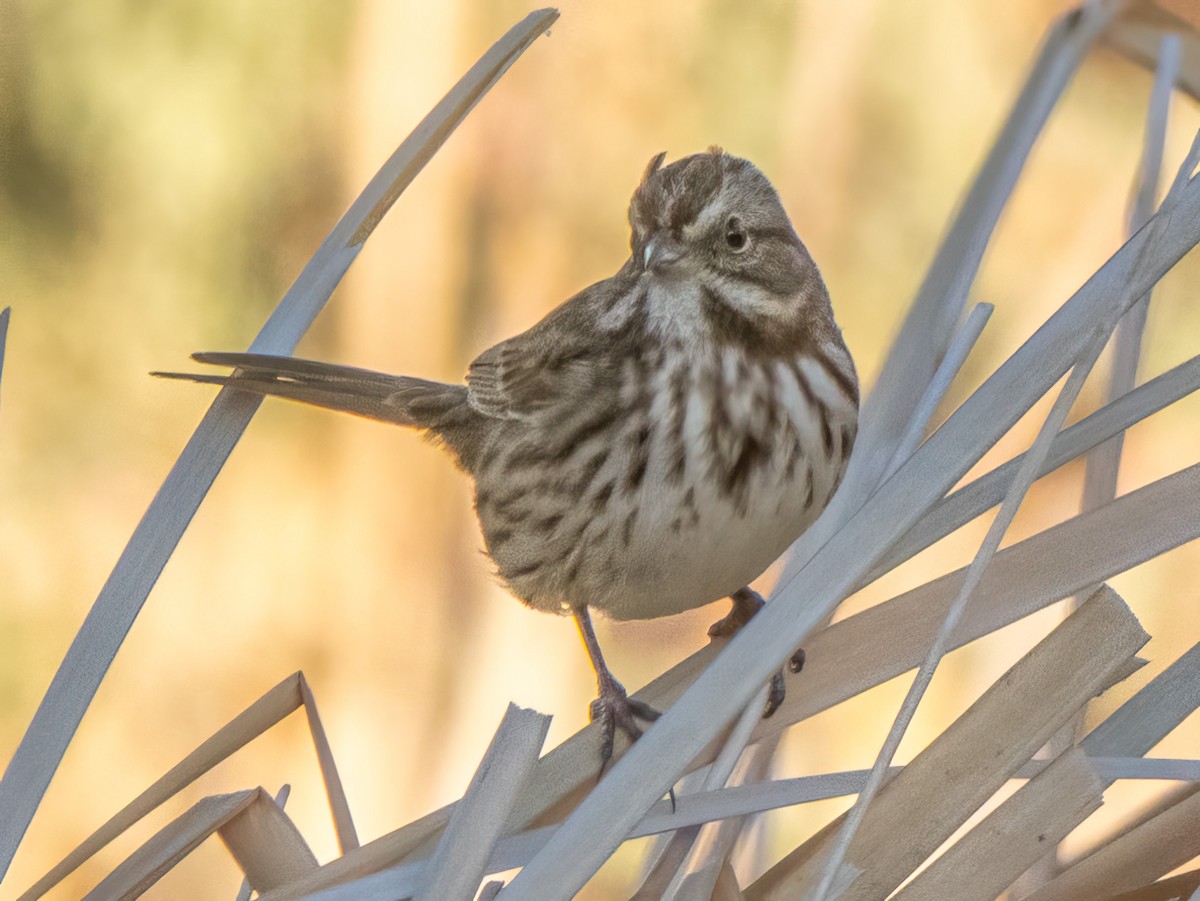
xmin=706 ymin=587 xmax=764 ymax=638
xmin=709 ymin=587 xmax=803 ymax=719
xmin=590 ymin=673 xmax=660 ymax=772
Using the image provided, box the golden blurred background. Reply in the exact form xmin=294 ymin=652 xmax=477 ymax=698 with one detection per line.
xmin=2 ymin=1 xmax=1199 ymax=897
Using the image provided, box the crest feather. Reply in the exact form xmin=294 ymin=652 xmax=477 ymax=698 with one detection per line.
xmin=642 ymin=151 xmax=667 ymax=183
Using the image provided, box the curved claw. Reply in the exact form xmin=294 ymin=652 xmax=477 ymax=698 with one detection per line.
xmin=708 ymin=586 xmax=765 ymax=638
xmin=711 ymin=587 xmax=802 ymax=719
xmin=764 ymin=670 xmax=787 ymax=718
xmin=590 ymin=681 xmax=660 ymax=772
xmin=789 ymin=648 xmax=806 ymax=674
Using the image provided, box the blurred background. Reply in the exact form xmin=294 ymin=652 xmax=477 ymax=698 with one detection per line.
xmin=2 ymin=0 xmax=1199 ymax=897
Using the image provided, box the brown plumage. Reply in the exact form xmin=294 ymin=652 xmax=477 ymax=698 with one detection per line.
xmin=155 ymin=149 xmax=858 ymax=765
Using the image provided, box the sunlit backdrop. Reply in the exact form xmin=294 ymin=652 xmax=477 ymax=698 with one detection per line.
xmin=2 ymin=1 xmax=1199 ymax=897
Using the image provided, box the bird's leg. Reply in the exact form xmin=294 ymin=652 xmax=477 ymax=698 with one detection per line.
xmin=707 ymin=587 xmax=804 ymax=718
xmin=574 ymin=606 xmax=660 ymax=770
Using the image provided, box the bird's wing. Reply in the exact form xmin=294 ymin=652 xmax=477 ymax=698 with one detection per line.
xmin=467 ymin=261 xmax=640 ymax=420
xmin=466 ymin=304 xmax=606 ymax=420
xmin=467 ymin=333 xmax=588 ymax=420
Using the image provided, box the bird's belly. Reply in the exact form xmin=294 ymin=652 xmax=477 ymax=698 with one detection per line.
xmin=579 ymin=353 xmax=853 ymax=620
xmin=587 ymin=467 xmax=822 ymax=620
xmin=482 ymin=452 xmax=824 ymax=620
xmin=480 ymin=349 xmax=856 ymax=620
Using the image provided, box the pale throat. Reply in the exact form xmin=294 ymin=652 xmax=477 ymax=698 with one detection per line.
xmin=643 ymin=280 xmax=711 ymax=349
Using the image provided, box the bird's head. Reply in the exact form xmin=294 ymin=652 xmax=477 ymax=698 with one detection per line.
xmin=627 ymin=148 xmax=832 ymax=349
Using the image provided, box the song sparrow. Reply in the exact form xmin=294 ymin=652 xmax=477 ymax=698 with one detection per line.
xmin=156 ymin=148 xmax=858 ymax=766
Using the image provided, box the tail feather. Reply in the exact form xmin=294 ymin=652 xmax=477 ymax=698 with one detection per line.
xmin=152 ymin=352 xmax=472 ymax=435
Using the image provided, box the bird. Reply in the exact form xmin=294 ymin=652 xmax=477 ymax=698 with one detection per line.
xmin=155 ymin=148 xmax=859 ymax=768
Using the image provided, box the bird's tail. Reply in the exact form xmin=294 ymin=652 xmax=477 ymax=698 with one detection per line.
xmin=153 ymin=352 xmax=471 ymax=435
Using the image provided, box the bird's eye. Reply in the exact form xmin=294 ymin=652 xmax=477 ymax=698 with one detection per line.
xmin=725 ymin=217 xmax=748 ymax=252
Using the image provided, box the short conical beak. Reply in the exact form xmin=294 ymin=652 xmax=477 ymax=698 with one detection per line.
xmin=643 ymin=236 xmax=684 ymax=273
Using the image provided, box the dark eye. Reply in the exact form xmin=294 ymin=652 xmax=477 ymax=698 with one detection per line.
xmin=725 ymin=217 xmax=748 ymax=251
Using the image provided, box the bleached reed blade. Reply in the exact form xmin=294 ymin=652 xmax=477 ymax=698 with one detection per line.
xmin=1040 ymin=57 xmax=1185 ymax=850
xmin=631 ymin=833 xmax=694 ymax=898
xmin=813 ymin=294 xmax=1116 ymax=901
xmin=1082 ymin=757 xmax=1200 ymax=781
xmin=1081 ymin=30 xmax=1177 ymax=531
xmin=415 ymin=705 xmax=550 ymax=901
xmin=262 ymin=458 xmax=1200 ymax=901
xmin=81 ymin=788 xmax=316 ymax=900
xmin=20 ymin=672 xmax=349 ymax=900
xmin=1104 ymin=19 xmax=1200 ymax=102
xmin=636 ymin=766 xmax=710 ymax=891
xmin=663 ymin=737 xmax=777 ymax=901
xmin=236 ymin=785 xmax=291 ymax=901
xmin=764 ymin=464 xmax=1200 ymax=736
xmin=630 ymin=756 xmax=1200 ymax=842
xmin=877 ymin=353 xmax=1200 ymax=578
xmin=879 ymin=302 xmax=993 ymax=485
xmin=635 ymin=686 xmax=768 ymax=900
xmin=0 ymin=8 xmax=558 ymax=882
xmin=777 ymin=4 xmax=1112 ymax=588
xmin=500 ymin=115 xmax=1200 ymax=896
xmin=1108 ymin=868 xmax=1200 ymax=901
xmin=1082 ymin=642 xmax=1200 ymax=762
xmin=847 ymin=3 xmax=1110 ymax=478
xmin=1021 ymin=784 xmax=1200 ymax=901
xmin=744 ymin=586 xmax=1148 ymax=900
xmin=218 ymin=789 xmax=320 ymax=894
xmin=0 ymin=307 xmax=9 ymax=413
xmin=630 ymin=757 xmax=1200 ymax=830
xmin=299 ymin=676 xmax=358 ymax=852
xmin=853 ymin=3 xmax=1109 ymax=462
xmin=264 ymin=752 xmax=1200 ymax=901
xmin=1093 ymin=780 xmax=1199 ymax=864
xmin=890 ymin=748 xmax=1103 ymax=901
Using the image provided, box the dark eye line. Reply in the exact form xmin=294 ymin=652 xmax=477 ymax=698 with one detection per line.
xmin=745 ymin=225 xmax=801 ymax=247
xmin=716 ymin=222 xmax=797 ymax=250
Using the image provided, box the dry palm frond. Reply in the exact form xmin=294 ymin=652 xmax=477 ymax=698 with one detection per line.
xmin=17 ymin=673 xmax=349 ymax=899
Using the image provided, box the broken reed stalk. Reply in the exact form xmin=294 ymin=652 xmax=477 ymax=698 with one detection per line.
xmin=16 ymin=672 xmax=357 ymax=900
xmin=24 ymin=463 xmax=1200 ymax=897
xmin=414 ymin=706 xmax=550 ymax=901
xmin=234 ymin=785 xmax=292 ymax=901
xmin=265 ymin=629 xmax=1199 ymax=899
